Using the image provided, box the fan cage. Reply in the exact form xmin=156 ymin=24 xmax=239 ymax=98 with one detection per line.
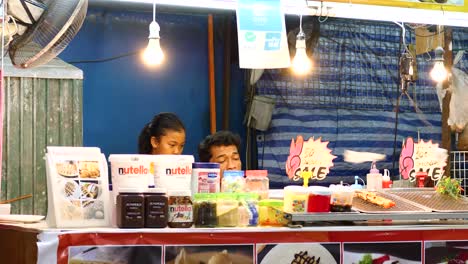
xmin=9 ymin=0 xmax=88 ymax=68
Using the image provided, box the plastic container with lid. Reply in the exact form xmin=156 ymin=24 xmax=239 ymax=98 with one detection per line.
xmin=245 ymin=170 xmax=269 ymax=200
xmin=221 ymin=170 xmax=245 ymax=193
xmin=283 ymin=185 xmax=308 ymax=213
xmin=116 ymin=188 xmax=145 ymax=228
xmin=328 ymin=183 xmax=354 ymax=212
xmin=307 ymin=186 xmax=332 ymax=213
xmin=366 ymin=162 xmax=382 ymax=191
xmin=258 ymin=199 xmax=288 ymax=226
xmin=168 ymin=190 xmax=193 ymax=228
xmin=237 ymin=193 xmax=259 ymax=227
xmin=144 ymin=188 xmax=168 ymax=228
xmin=193 ymin=193 xmax=217 ymax=228
xmin=109 ymin=155 xmax=154 ymax=190
xmin=216 ymin=193 xmax=239 ymax=227
xmin=191 ymin=162 xmax=221 ymax=195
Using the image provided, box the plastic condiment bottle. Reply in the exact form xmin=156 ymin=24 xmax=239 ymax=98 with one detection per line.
xmin=382 ymin=169 xmax=392 ymax=189
xmin=416 ymin=169 xmax=427 ymax=188
xmin=366 ymin=162 xmax=382 ymax=191
xmin=351 ymin=176 xmax=364 ymax=190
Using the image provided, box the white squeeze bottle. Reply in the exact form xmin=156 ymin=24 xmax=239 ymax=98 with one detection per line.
xmin=366 ymin=161 xmax=382 ymax=191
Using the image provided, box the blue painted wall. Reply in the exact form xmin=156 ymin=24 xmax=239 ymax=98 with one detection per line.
xmin=59 ymin=9 xmax=246 ymax=163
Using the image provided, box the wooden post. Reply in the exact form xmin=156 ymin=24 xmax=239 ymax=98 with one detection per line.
xmin=208 ymin=14 xmax=217 ymax=134
xmin=441 ymin=27 xmax=453 ymax=177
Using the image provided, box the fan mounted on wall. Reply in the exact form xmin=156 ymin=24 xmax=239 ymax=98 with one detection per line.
xmin=3 ymin=0 xmax=88 ymax=68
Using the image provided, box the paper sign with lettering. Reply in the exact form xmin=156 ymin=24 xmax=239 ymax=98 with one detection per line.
xmin=399 ymin=137 xmax=448 ymax=182
xmin=236 ymin=0 xmax=290 ymax=69
xmin=286 ymin=135 xmax=336 ymax=187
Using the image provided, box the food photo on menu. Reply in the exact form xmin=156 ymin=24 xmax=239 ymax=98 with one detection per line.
xmin=343 ymin=242 xmax=422 ymax=264
xmin=257 ymin=243 xmax=340 ymax=264
xmin=67 ymin=245 xmax=162 ymax=264
xmin=425 ymin=241 xmax=468 ymax=264
xmin=165 ymin=245 xmax=254 ymax=264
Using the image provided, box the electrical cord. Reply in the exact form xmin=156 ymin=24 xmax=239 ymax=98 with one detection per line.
xmin=67 ymin=50 xmax=140 ymax=64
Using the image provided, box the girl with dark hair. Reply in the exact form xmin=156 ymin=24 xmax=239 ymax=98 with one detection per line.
xmin=138 ymin=112 xmax=186 ymax=155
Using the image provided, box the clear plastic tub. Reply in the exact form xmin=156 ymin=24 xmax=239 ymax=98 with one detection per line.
xmin=245 ymin=170 xmax=269 ymax=200
xmin=216 ymin=193 xmax=238 ymax=227
xmin=283 ymin=185 xmax=308 ymax=213
xmin=221 ymin=170 xmax=245 ymax=193
xmin=328 ymin=184 xmax=354 ymax=212
xmin=307 ymin=186 xmax=332 ymax=213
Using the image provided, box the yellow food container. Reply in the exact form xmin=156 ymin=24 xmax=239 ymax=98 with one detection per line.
xmin=258 ymin=199 xmax=288 ymax=226
xmin=283 ymin=185 xmax=308 ymax=213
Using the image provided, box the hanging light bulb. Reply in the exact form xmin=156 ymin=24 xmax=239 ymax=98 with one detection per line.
xmin=292 ymin=31 xmax=312 ymax=75
xmin=430 ymin=46 xmax=447 ymax=82
xmin=291 ymin=15 xmax=311 ymax=75
xmin=142 ymin=0 xmax=164 ymax=66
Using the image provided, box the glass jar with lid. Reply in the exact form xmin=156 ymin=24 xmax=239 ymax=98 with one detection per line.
xmin=245 ymin=170 xmax=269 ymax=200
xmin=237 ymin=193 xmax=259 ymax=227
xmin=221 ymin=170 xmax=245 ymax=193
xmin=116 ymin=188 xmax=145 ymax=228
xmin=216 ymin=193 xmax=239 ymax=227
xmin=168 ymin=190 xmax=193 ymax=228
xmin=193 ymin=193 xmax=217 ymax=228
xmin=144 ymin=188 xmax=168 ymax=228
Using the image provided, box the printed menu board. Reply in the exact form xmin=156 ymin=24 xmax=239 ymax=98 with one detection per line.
xmin=46 ymin=147 xmax=110 ymax=228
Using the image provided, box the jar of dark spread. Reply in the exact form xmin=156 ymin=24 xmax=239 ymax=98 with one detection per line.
xmin=168 ymin=190 xmax=193 ymax=228
xmin=116 ymin=188 xmax=145 ymax=228
xmin=194 ymin=193 xmax=217 ymax=227
xmin=144 ymin=188 xmax=168 ymax=228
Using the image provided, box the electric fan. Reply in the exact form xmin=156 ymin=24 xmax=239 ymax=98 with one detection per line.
xmin=5 ymin=0 xmax=88 ymax=68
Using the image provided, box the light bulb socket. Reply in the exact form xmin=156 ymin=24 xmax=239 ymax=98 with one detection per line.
xmin=434 ymin=46 xmax=445 ymax=61
xmin=148 ymin=21 xmax=160 ymax=39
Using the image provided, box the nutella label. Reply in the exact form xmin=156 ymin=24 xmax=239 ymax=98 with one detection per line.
xmin=165 ymin=165 xmax=192 ymax=176
xmin=168 ymin=204 xmax=193 ymax=223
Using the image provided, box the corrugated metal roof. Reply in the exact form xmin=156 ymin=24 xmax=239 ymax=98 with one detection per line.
xmin=3 ymin=56 xmax=83 ymax=79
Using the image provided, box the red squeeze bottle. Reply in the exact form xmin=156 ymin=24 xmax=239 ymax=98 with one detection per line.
xmin=416 ymin=169 xmax=427 ymax=188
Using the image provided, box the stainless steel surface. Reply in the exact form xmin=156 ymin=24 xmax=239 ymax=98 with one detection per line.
xmin=387 ymin=190 xmax=468 ymax=212
xmin=287 ymin=211 xmax=468 ymax=222
xmin=352 ymin=191 xmax=431 ymax=213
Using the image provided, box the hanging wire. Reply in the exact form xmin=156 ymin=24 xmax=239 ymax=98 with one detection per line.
xmin=394 ymin=21 xmax=413 ymax=58
xmin=152 ymin=0 xmax=156 ymax=22
xmin=318 ymin=1 xmax=329 ymax=23
xmin=299 ymin=14 xmax=303 ymax=33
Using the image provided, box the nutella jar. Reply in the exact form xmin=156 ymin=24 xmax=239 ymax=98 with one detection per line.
xmin=144 ymin=188 xmax=168 ymax=228
xmin=116 ymin=188 xmax=145 ymax=228
xmin=168 ymin=190 xmax=193 ymax=228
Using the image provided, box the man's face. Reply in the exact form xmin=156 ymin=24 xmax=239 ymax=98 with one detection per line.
xmin=209 ymin=145 xmax=242 ymax=174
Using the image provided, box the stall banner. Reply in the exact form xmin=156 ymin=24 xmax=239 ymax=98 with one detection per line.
xmin=399 ymin=137 xmax=448 ymax=182
xmin=316 ymin=0 xmax=467 ymax=12
xmin=236 ymin=0 xmax=290 ymax=69
xmin=35 ymin=228 xmax=468 ymax=264
xmin=286 ymin=135 xmax=336 ymax=186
